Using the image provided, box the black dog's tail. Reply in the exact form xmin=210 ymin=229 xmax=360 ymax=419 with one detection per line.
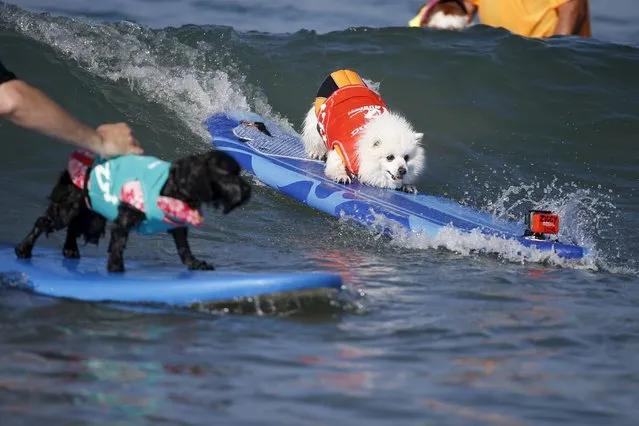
xmin=72 ymin=208 xmax=106 ymax=245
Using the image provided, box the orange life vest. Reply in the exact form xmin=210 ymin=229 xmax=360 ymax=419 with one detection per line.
xmin=316 ymin=84 xmax=387 ymax=176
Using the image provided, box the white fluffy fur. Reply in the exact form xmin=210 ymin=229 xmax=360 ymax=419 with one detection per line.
xmin=301 ymin=105 xmax=425 ymax=192
xmin=426 ymin=11 xmax=469 ymax=30
xmin=301 ymin=106 xmax=328 ymax=161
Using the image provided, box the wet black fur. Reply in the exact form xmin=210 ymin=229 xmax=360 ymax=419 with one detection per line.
xmin=15 ymin=150 xmax=251 ymax=273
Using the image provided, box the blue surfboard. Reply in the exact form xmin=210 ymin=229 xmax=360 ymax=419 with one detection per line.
xmin=0 ymin=245 xmax=343 ymax=305
xmin=205 ymin=112 xmax=587 ymax=260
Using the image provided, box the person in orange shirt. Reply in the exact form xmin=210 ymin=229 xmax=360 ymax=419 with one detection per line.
xmin=409 ymin=0 xmax=591 ymax=38
xmin=465 ymin=0 xmax=590 ymax=37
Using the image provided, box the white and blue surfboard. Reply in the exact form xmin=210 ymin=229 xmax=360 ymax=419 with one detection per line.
xmin=205 ymin=112 xmax=587 ymax=260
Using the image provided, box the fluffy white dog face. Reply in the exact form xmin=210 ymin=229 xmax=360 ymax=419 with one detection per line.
xmin=356 ymin=112 xmax=425 ymax=190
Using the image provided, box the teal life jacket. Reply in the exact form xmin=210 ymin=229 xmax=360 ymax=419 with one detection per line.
xmin=68 ymin=152 xmax=203 ymax=235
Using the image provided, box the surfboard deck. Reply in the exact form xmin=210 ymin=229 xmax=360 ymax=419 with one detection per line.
xmin=205 ymin=112 xmax=587 ymax=260
xmin=0 ymin=244 xmax=343 ymax=305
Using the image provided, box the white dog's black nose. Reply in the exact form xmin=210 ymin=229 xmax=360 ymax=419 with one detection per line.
xmin=397 ymin=166 xmax=407 ymax=177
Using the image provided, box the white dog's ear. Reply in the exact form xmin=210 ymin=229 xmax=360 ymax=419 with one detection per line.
xmin=414 ymin=133 xmax=424 ymax=144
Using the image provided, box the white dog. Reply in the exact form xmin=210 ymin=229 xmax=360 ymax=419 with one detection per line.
xmin=408 ymin=0 xmax=471 ymax=31
xmin=301 ymin=69 xmax=425 ymax=193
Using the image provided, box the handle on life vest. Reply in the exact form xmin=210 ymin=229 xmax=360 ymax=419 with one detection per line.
xmin=329 ymin=70 xmax=365 ymax=88
xmin=315 ymin=70 xmax=366 ymax=116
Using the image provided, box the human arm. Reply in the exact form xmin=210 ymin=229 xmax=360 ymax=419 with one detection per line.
xmin=0 ymin=77 xmax=142 ymax=157
xmin=553 ymin=0 xmax=589 ymax=35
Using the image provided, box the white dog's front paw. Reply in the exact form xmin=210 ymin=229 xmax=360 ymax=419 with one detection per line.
xmin=400 ymin=184 xmax=418 ymax=194
xmin=335 ymin=174 xmax=352 ymax=184
xmin=307 ymin=149 xmax=327 ymax=161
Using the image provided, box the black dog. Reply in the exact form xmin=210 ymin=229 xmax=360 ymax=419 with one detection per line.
xmin=15 ymin=150 xmax=251 ymax=272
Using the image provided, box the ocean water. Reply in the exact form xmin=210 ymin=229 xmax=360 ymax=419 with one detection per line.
xmin=1 ymin=1 xmax=638 ymax=424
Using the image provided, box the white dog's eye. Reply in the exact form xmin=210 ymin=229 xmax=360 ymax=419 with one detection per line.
xmin=404 ymin=155 xmax=410 ymax=162
xmin=386 ymin=155 xmax=395 ymax=162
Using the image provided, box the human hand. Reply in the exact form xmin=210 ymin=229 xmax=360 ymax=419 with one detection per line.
xmin=95 ymin=123 xmax=143 ymax=158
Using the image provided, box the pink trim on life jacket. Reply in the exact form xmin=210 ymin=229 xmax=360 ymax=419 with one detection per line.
xmin=120 ymin=181 xmax=146 ymax=212
xmin=68 ymin=149 xmax=95 ymax=189
xmin=120 ymin=181 xmax=202 ymax=227
xmin=157 ymin=196 xmax=203 ymax=227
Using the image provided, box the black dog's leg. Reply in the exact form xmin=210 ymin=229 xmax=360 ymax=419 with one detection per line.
xmin=107 ymin=203 xmax=145 ymax=273
xmin=16 ymin=172 xmax=83 ymax=259
xmin=63 ymin=207 xmax=107 ymax=259
xmin=168 ymin=227 xmax=215 ymax=270
xmin=62 ymin=215 xmax=82 ymax=259
xmin=15 ymin=216 xmax=57 ymax=259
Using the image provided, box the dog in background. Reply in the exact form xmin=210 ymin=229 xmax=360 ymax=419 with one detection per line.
xmin=15 ymin=150 xmax=251 ymax=272
xmin=408 ymin=0 xmax=470 ymax=30
xmin=301 ymin=69 xmax=425 ymax=193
